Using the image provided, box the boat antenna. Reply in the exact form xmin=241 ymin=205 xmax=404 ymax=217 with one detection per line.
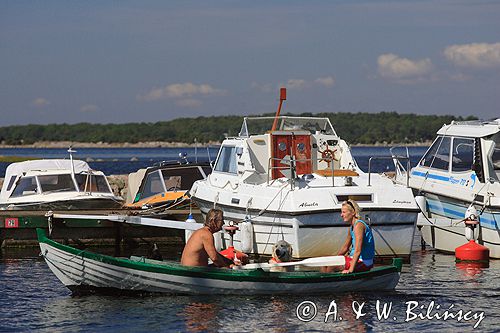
xmin=207 ymin=146 xmax=214 ymax=169
xmin=271 ymin=87 xmax=287 ymax=131
xmin=68 ymin=146 xmax=77 ymax=178
xmin=194 ymin=137 xmax=198 ymax=164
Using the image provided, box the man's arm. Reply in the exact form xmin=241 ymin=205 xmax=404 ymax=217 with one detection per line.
xmin=203 ymin=232 xmax=233 ymax=267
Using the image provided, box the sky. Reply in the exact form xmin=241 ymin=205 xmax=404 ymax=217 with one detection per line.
xmin=1 ymin=0 xmax=499 ymax=126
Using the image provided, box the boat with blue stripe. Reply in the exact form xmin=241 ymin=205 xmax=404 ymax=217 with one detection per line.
xmin=393 ymin=118 xmax=500 ymax=258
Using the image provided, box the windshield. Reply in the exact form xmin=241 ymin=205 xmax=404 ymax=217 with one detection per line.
xmin=38 ymin=174 xmax=76 ymax=193
xmin=11 ymin=177 xmax=38 ymax=197
xmin=75 ymin=174 xmax=112 ymax=193
xmin=239 ymin=116 xmax=336 ymax=137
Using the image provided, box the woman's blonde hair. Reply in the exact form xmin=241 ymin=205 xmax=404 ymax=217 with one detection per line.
xmin=205 ymin=208 xmax=224 ymax=232
xmin=342 ymin=199 xmax=361 ymax=218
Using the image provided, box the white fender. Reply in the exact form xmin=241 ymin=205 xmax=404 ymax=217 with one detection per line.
xmin=184 ymin=213 xmax=196 ymax=244
xmin=415 ymin=195 xmax=427 ymax=217
xmin=214 ymin=231 xmax=224 ymax=251
xmin=240 ymin=220 xmax=254 ymax=253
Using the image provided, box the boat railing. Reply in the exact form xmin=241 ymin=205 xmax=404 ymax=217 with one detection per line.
xmin=267 ymin=156 xmax=335 ymax=189
xmin=367 ymin=155 xmax=411 ymax=187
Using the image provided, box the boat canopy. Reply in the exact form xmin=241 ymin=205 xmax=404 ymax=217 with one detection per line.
xmin=0 ymin=159 xmax=99 ymax=202
xmin=437 ymin=119 xmax=500 ymax=138
xmin=239 ymin=116 xmax=337 ymax=137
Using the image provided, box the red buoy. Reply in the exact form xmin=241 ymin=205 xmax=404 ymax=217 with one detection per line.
xmin=455 ymin=240 xmax=489 ymax=261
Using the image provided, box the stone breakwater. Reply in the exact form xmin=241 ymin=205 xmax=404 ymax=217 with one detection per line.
xmin=0 ymin=175 xmax=130 ymax=200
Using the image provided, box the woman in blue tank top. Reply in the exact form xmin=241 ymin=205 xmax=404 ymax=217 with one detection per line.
xmin=324 ymin=199 xmax=375 ymax=273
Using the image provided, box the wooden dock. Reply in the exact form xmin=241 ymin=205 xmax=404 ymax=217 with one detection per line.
xmin=0 ymin=208 xmax=203 ymax=250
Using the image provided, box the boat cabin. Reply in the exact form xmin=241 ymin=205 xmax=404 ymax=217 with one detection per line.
xmin=213 ymin=116 xmax=357 ymax=185
xmin=125 ymin=163 xmax=212 ymax=208
xmin=0 ymin=159 xmax=115 ymax=207
xmin=413 ymin=120 xmax=500 ymax=185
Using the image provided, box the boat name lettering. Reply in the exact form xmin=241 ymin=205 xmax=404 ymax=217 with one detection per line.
xmin=298 ymin=202 xmax=319 ymax=208
xmin=392 ymin=200 xmax=412 ymax=205
xmin=295 ymin=300 xmax=485 ymax=328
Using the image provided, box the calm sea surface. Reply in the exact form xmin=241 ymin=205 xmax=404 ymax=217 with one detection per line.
xmin=2 ymin=146 xmax=498 ymax=332
xmin=0 ymin=246 xmax=498 ymax=332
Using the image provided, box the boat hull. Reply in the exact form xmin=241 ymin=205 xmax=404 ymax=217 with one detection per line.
xmin=417 ymin=194 xmax=500 ymax=258
xmin=194 ymin=198 xmax=417 ymax=259
xmin=38 ymin=229 xmax=402 ymax=295
xmin=0 ymin=197 xmax=123 ymax=211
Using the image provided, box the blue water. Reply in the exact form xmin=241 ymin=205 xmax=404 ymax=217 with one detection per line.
xmin=0 ymin=248 xmax=498 ymax=332
xmin=0 ymin=146 xmax=428 ymax=177
xmin=0 ymin=146 xmax=499 ymax=332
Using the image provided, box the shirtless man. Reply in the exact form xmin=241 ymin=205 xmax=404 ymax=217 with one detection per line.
xmin=181 ymin=208 xmax=233 ymax=267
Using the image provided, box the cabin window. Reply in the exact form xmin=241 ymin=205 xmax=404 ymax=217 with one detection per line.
xmin=6 ymin=175 xmax=17 ymax=191
xmin=75 ymin=174 xmax=112 ymax=193
xmin=160 ymin=166 xmax=209 ymax=192
xmin=139 ymin=171 xmax=165 ymax=199
xmin=420 ymin=136 xmax=451 ymax=171
xmin=214 ymin=146 xmax=238 ymax=174
xmin=38 ymin=175 xmax=76 ymax=193
xmin=11 ymin=177 xmax=38 ymax=197
xmin=451 ymin=137 xmax=474 ymax=172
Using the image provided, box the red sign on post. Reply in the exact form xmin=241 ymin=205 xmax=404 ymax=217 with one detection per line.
xmin=5 ymin=217 xmax=19 ymax=228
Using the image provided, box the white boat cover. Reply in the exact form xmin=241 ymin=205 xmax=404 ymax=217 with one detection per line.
xmin=0 ymin=159 xmax=91 ymax=202
xmin=437 ymin=119 xmax=500 ymax=138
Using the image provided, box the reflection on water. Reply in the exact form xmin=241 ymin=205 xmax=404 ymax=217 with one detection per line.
xmin=0 ymin=249 xmax=499 ymax=332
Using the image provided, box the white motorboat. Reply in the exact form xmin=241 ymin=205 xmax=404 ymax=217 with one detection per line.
xmin=190 ymin=92 xmax=419 ymax=259
xmin=0 ymin=159 xmax=123 ymax=210
xmin=396 ymin=119 xmax=500 ymax=258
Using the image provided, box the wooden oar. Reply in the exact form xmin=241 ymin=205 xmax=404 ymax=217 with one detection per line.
xmin=239 ymin=255 xmax=345 ymax=270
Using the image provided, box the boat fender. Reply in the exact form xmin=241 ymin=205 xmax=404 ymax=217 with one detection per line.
xmin=184 ymin=213 xmax=196 ymax=244
xmin=464 ymin=205 xmax=479 ymax=241
xmin=240 ymin=220 xmax=254 ymax=253
xmin=214 ymin=231 xmax=224 ymax=251
xmin=415 ymin=195 xmax=427 ymax=217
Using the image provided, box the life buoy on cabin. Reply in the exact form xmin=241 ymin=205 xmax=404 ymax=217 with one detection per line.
xmin=240 ymin=219 xmax=254 ymax=253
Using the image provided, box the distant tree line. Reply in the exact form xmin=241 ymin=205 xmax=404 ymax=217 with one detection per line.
xmin=0 ymin=112 xmax=477 ymax=145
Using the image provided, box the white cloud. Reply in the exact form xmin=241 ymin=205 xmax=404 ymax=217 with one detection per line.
xmin=175 ymin=99 xmax=202 ymax=108
xmin=251 ymin=82 xmax=273 ymax=93
xmin=139 ymin=82 xmax=225 ymax=102
xmin=285 ymin=79 xmax=308 ymax=90
xmin=444 ymin=42 xmax=500 ymax=68
xmin=314 ymin=76 xmax=335 ymax=87
xmin=80 ymin=104 xmax=99 ymax=113
xmin=254 ymin=76 xmax=336 ymax=93
xmin=377 ymin=53 xmax=433 ymax=80
xmin=31 ymin=98 xmax=50 ymax=107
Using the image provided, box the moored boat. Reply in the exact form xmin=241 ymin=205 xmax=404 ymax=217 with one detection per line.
xmin=190 ymin=89 xmax=419 ymax=259
xmin=395 ymin=118 xmax=500 ymax=258
xmin=37 ymin=228 xmax=402 ymax=295
xmin=0 ymin=158 xmax=123 ymax=210
xmin=124 ymin=161 xmax=211 ymax=213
